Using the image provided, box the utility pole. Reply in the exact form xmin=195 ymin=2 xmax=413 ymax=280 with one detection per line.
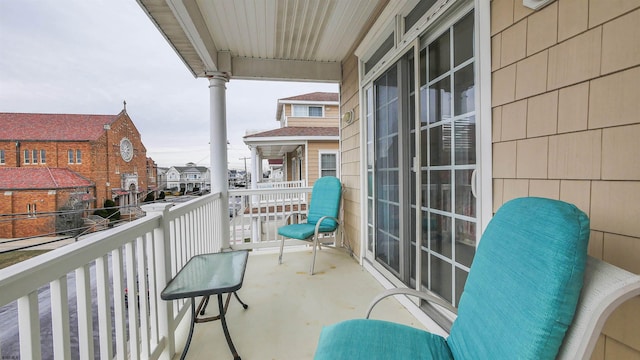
xmin=239 ymin=157 xmax=250 ymax=187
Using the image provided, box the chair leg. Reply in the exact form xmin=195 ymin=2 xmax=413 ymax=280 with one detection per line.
xmin=309 ymin=236 xmax=318 ymax=275
xmin=278 ymin=235 xmax=285 ymax=265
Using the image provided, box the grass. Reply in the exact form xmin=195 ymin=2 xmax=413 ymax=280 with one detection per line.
xmin=0 ymin=250 xmax=50 ymax=270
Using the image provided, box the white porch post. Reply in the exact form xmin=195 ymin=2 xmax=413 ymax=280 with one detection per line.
xmin=250 ymin=146 xmax=260 ymax=242
xmin=251 ymin=146 xmax=259 ymax=189
xmin=209 ymin=72 xmax=231 ymax=250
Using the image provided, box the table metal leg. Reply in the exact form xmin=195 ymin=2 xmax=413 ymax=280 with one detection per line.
xmin=233 ymin=292 xmax=249 ymax=309
xmin=218 ymin=293 xmax=241 ymax=360
xmin=180 ymin=298 xmax=197 ymax=360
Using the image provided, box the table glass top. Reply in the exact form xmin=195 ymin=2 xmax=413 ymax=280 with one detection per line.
xmin=161 ymin=250 xmax=248 ymax=300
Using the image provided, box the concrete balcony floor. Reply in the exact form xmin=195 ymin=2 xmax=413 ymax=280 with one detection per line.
xmin=172 ymin=247 xmax=426 ymax=359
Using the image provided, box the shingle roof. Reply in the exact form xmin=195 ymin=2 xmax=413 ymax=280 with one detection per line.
xmin=0 ymin=167 xmax=94 ymax=190
xmin=244 ymin=126 xmax=339 ymax=139
xmin=278 ymin=92 xmax=339 ymax=102
xmin=0 ymin=112 xmax=120 ymax=141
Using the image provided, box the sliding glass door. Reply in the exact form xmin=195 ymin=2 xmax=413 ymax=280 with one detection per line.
xmin=366 ymin=9 xmax=477 ymax=311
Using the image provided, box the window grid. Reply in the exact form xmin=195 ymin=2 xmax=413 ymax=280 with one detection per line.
xmin=24 ymin=150 xmax=30 ymax=164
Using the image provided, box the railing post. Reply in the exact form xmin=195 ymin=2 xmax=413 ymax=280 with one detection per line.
xmin=141 ymin=203 xmax=175 ymax=360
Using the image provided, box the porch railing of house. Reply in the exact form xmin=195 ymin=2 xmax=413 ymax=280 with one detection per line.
xmin=0 ymin=188 xmax=313 ymax=360
xmin=229 ymin=186 xmax=312 ymax=246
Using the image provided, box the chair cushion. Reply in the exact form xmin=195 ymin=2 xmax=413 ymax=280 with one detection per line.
xmin=314 ymin=319 xmax=453 ymax=360
xmin=308 ymin=177 xmax=341 ymax=228
xmin=448 ymin=197 xmax=590 ymax=359
xmin=278 ymin=223 xmax=316 ymax=240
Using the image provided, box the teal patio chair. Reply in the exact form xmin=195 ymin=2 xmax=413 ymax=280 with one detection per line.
xmin=278 ymin=176 xmax=342 ymax=275
xmin=314 ymin=197 xmax=639 ymax=359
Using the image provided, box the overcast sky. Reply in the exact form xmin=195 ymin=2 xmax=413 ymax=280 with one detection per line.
xmin=0 ymin=0 xmax=338 ymax=170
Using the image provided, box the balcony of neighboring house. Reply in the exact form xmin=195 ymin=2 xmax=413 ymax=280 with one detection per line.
xmin=0 ymin=191 xmax=423 ymax=360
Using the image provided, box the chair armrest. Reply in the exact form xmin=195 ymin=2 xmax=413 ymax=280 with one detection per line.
xmin=283 ymin=212 xmax=307 ymax=225
xmin=366 ymin=288 xmax=456 ymax=319
xmin=314 ymin=216 xmax=340 ymax=232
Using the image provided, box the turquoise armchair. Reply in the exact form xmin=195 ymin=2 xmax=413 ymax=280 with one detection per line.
xmin=315 ymin=197 xmax=603 ymax=359
xmin=278 ymin=176 xmax=342 ymax=275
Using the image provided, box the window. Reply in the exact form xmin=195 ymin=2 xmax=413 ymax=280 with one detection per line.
xmin=292 ymin=105 xmax=323 ymax=117
xmin=24 ymin=150 xmax=30 ymax=164
xmin=319 ymin=152 xmax=338 ymax=177
xmin=27 ymin=203 xmax=37 ymax=217
xmin=76 ymin=150 xmax=82 ymax=164
xmin=40 ymin=150 xmax=46 ymax=164
xmin=0 ymin=150 xmax=4 ymax=164
xmin=32 ymin=149 xmax=38 ymax=164
xmin=68 ymin=149 xmax=74 ymax=164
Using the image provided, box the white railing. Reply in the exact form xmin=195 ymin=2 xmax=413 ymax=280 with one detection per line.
xmin=255 ymin=180 xmax=306 ymax=189
xmin=229 ymin=186 xmax=311 ymax=247
xmin=0 ymin=193 xmax=225 ymax=360
xmin=254 ymin=180 xmax=307 ymax=204
xmin=0 ymin=188 xmax=313 ymax=360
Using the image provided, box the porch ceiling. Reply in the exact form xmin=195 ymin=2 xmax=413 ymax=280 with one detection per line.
xmin=252 ymin=143 xmax=300 ymax=159
xmin=136 ymin=0 xmax=386 ymax=82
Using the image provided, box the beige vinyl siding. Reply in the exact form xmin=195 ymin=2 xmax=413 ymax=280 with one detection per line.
xmin=491 ymin=1 xmax=640 ymax=358
xmin=287 ymin=117 xmax=339 ymax=127
xmin=307 ymin=141 xmax=339 ymax=187
xmin=339 ymin=52 xmax=361 ymax=258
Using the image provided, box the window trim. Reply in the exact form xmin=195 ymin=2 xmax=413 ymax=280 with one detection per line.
xmin=68 ymin=149 xmax=74 ymax=164
xmin=0 ymin=149 xmax=5 ymax=165
xmin=40 ymin=149 xmax=46 ymax=164
xmin=24 ymin=149 xmax=30 ymax=164
xmin=292 ymin=104 xmax=325 ymax=117
xmin=318 ymin=150 xmax=339 ymax=178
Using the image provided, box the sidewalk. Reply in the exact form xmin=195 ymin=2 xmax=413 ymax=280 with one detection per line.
xmin=0 ymin=236 xmax=76 ymax=252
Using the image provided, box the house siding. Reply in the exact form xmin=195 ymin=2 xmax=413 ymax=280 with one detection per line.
xmin=307 ymin=141 xmax=340 ymax=188
xmin=340 ymin=52 xmax=361 ymax=258
xmin=491 ymin=1 xmax=640 ymax=357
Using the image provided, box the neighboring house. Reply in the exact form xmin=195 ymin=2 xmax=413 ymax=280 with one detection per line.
xmin=156 ymin=166 xmax=169 ymax=191
xmin=243 ymin=92 xmax=340 ymax=188
xmin=0 ymin=167 xmax=95 ymax=238
xmin=0 ymin=108 xmax=155 ymax=215
xmin=165 ymin=163 xmax=210 ymax=193
xmin=141 ymin=1 xmax=640 ymax=357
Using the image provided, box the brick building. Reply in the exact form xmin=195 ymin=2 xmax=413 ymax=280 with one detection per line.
xmin=0 ymin=109 xmax=157 ymax=237
xmin=0 ymin=168 xmax=95 ymax=238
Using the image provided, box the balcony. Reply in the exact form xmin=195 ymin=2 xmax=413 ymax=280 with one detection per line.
xmin=0 ymin=189 xmax=424 ymax=359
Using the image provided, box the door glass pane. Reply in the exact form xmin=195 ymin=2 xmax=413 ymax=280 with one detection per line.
xmin=428 ymin=77 xmax=451 ymax=123
xmin=455 ymin=267 xmax=469 ymax=306
xmin=454 ymin=12 xmax=474 ymax=67
xmin=455 ymin=220 xmax=476 ymax=267
xmin=429 ymin=170 xmax=451 ymax=212
xmin=428 ymin=30 xmax=450 ymax=80
xmin=430 ymin=124 xmax=451 ymax=166
xmin=431 ymin=213 xmax=452 ymax=258
xmin=430 ymin=256 xmax=452 ymax=303
xmin=455 ymin=169 xmax=475 ymax=217
xmin=454 ymin=63 xmax=475 ymax=115
xmin=454 ymin=116 xmax=476 ymax=165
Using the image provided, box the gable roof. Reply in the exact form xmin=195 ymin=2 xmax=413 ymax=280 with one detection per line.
xmin=244 ymin=126 xmax=339 ymax=140
xmin=0 ymin=112 xmax=120 ymax=141
xmin=0 ymin=167 xmax=94 ymax=190
xmin=276 ymin=92 xmax=339 ymax=120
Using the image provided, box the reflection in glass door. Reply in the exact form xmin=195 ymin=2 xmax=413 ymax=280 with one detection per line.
xmin=419 ymin=10 xmax=477 ymax=307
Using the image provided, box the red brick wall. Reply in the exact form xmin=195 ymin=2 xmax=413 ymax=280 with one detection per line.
xmin=0 ymin=187 xmax=95 ymax=238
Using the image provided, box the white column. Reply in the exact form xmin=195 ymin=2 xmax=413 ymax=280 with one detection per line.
xmin=251 ymin=146 xmax=259 ymax=190
xmin=250 ymin=146 xmax=260 ymax=243
xmin=209 ymin=73 xmax=231 ymax=249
